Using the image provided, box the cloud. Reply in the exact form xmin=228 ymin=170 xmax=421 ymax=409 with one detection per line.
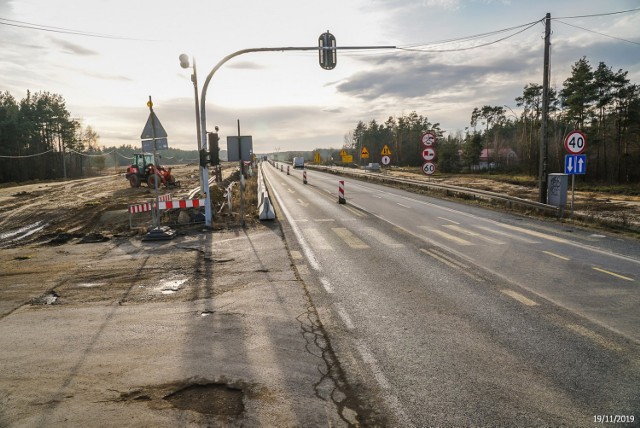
xmin=49 ymin=37 xmax=98 ymax=56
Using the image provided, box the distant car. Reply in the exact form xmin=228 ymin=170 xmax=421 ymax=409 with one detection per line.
xmin=293 ymin=157 xmax=305 ymax=169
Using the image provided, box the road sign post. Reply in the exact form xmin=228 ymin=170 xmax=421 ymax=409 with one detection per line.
xmin=563 ymin=131 xmax=587 ymax=216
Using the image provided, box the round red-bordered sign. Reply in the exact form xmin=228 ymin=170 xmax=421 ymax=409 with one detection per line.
xmin=421 ymin=132 xmax=436 ymax=147
xmin=422 ymin=147 xmax=436 ymax=161
xmin=422 ymin=162 xmax=436 ymax=175
xmin=564 ymin=130 xmax=587 ymax=154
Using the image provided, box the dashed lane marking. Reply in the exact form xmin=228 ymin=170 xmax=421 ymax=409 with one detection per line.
xmin=542 ymin=250 xmax=570 ymax=261
xmin=313 ymin=218 xmax=335 ymax=222
xmin=418 ymin=227 xmax=473 ymax=246
xmin=443 ymin=224 xmax=505 ymax=245
xmin=421 ymin=248 xmax=485 ymax=282
xmin=362 ymin=227 xmax=404 ymax=248
xmin=335 ymin=303 xmax=355 ymax=330
xmin=396 ymin=203 xmax=411 ymax=209
xmin=320 ymin=277 xmax=334 ymax=294
xmin=296 ymin=264 xmax=309 ymax=275
xmin=500 ymin=289 xmax=538 ymax=306
xmin=290 ymin=250 xmax=303 ymax=260
xmin=565 ymin=323 xmax=623 ymax=352
xmin=473 ymin=225 xmax=540 ymax=244
xmin=494 ymin=223 xmax=569 ymax=244
xmin=438 ymin=216 xmax=460 ymax=224
xmin=332 ymin=228 xmax=370 ymax=249
xmin=592 ymin=267 xmax=634 ymax=281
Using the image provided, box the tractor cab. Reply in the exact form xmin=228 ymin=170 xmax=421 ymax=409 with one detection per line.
xmin=134 ymin=153 xmax=155 ymax=171
xmin=126 ymin=152 xmax=177 ymax=188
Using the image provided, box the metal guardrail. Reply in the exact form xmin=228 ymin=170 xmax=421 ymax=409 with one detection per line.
xmin=307 ymin=165 xmax=560 ymax=215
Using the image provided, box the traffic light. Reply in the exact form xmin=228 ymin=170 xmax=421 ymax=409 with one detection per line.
xmin=208 ymin=132 xmax=220 ymax=166
xmin=318 ymin=31 xmax=336 ymax=70
xmin=199 ymin=148 xmax=208 ymax=168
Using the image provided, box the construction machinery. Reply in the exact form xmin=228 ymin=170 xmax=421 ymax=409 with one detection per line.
xmin=125 ymin=153 xmax=178 ymax=188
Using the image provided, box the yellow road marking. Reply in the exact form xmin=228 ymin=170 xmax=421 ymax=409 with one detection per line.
xmin=419 ymin=227 xmax=473 ymax=246
xmin=494 ymin=223 xmax=568 ymax=244
xmin=343 ymin=205 xmax=366 ymax=217
xmin=592 ymin=267 xmax=634 ymax=281
xmin=438 ymin=217 xmax=460 ymax=225
xmin=290 ymin=250 xmax=303 ymax=260
xmin=542 ymin=250 xmax=570 ymax=261
xmin=421 ymin=248 xmax=458 ymax=268
xmin=565 ymin=324 xmax=622 ymax=352
xmin=363 ymin=227 xmax=404 ymax=248
xmin=473 ymin=225 xmax=540 ymax=244
xmin=332 ymin=228 xmax=369 ymax=249
xmin=500 ymin=289 xmax=538 ymax=306
xmin=444 ymin=225 xmax=505 ymax=245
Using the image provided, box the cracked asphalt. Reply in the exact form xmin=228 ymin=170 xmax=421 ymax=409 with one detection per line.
xmin=0 ymin=218 xmax=366 ymax=426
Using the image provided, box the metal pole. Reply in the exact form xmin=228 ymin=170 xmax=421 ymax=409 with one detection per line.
xmin=148 ymin=96 xmax=161 ymax=230
xmin=238 ymin=119 xmax=245 ymax=227
xmin=539 ymin=13 xmax=551 ymax=203
xmin=198 ymin=44 xmax=395 ymax=227
xmin=191 ymin=57 xmax=204 ymax=194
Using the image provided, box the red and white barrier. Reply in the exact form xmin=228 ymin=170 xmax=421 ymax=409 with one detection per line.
xmin=158 ymin=199 xmax=206 ymax=210
xmin=338 ymin=180 xmax=346 ymax=204
xmin=128 ymin=194 xmax=172 ymax=213
xmin=303 ymin=170 xmax=307 ymax=184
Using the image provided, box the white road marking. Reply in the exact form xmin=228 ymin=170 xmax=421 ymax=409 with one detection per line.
xmin=418 ymin=227 xmax=473 ymax=246
xmin=319 ymin=277 xmax=334 ymax=294
xmin=362 ymin=227 xmax=404 ymax=248
xmin=396 ymin=203 xmax=411 ymax=208
xmin=304 ymin=228 xmax=333 ymax=250
xmin=501 ymin=289 xmax=538 ymax=306
xmin=335 ymin=303 xmax=355 ymax=330
xmin=444 ymin=224 xmax=505 ymax=245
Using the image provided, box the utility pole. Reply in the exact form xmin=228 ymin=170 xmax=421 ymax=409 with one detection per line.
xmin=539 ymin=12 xmax=551 ymax=203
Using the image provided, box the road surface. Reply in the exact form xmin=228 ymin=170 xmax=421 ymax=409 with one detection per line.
xmin=263 ymin=161 xmax=639 ymax=427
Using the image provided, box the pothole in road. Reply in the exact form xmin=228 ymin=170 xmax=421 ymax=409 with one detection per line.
xmin=163 ymin=383 xmax=245 ymax=416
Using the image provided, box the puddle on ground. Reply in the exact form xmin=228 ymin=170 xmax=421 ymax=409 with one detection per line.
xmin=153 ymin=278 xmax=188 ymax=295
xmin=164 ymin=383 xmax=244 ymax=416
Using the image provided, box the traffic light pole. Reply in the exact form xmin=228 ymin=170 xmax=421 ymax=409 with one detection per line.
xmin=199 ymin=43 xmax=396 ymax=227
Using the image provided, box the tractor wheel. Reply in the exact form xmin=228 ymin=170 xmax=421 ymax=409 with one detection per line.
xmin=147 ymin=173 xmax=160 ymax=188
xmin=167 ymin=175 xmax=176 ymax=186
xmin=129 ymin=175 xmax=141 ymax=188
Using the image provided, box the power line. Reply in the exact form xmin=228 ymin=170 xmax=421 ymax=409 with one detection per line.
xmin=396 ymin=19 xmax=543 ymax=53
xmin=0 ymin=17 xmax=161 ymax=41
xmin=554 ymin=7 xmax=640 ymax=20
xmin=555 ymin=19 xmax=640 ymax=46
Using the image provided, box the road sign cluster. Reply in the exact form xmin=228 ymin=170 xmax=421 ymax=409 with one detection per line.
xmin=421 ymin=132 xmax=436 ymax=175
xmin=563 ymin=130 xmax=587 ymax=175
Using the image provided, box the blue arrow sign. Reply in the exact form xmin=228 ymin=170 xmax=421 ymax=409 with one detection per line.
xmin=564 ymin=154 xmax=586 ymax=175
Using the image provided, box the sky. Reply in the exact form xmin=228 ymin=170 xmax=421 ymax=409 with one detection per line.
xmin=1 ymin=0 xmax=639 ymax=154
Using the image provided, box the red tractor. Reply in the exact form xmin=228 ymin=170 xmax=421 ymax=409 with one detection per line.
xmin=125 ymin=153 xmax=177 ymax=188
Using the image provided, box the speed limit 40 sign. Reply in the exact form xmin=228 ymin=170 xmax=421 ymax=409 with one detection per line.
xmin=564 ymin=130 xmax=587 ymax=154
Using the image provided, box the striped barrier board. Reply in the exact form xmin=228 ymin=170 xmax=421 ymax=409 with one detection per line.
xmin=128 ymin=194 xmax=172 ymax=214
xmin=158 ymin=199 xmax=206 ymax=210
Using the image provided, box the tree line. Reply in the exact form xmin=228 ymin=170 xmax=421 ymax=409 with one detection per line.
xmin=344 ymin=57 xmax=639 ymax=183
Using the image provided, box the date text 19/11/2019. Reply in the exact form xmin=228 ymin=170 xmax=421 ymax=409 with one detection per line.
xmin=593 ymin=415 xmax=635 ymax=424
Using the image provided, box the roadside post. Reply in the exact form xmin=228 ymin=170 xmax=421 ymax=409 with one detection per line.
xmin=303 ymin=170 xmax=308 ymax=184
xmin=338 ymin=180 xmax=346 ymax=204
xmin=141 ymin=97 xmax=174 ymax=241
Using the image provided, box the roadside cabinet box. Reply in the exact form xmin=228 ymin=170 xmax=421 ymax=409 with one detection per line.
xmin=547 ymin=173 xmax=568 ymax=207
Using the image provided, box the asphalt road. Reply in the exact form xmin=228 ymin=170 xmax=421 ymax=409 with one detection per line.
xmin=263 ymin=162 xmax=640 ymax=427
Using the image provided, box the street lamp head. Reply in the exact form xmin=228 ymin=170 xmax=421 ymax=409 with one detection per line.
xmin=214 ymin=126 xmax=219 ymax=132
xmin=179 ymin=54 xmax=190 ymax=69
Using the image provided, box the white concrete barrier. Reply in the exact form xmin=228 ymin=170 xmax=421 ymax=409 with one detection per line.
xmin=257 ymin=163 xmax=275 ymax=220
